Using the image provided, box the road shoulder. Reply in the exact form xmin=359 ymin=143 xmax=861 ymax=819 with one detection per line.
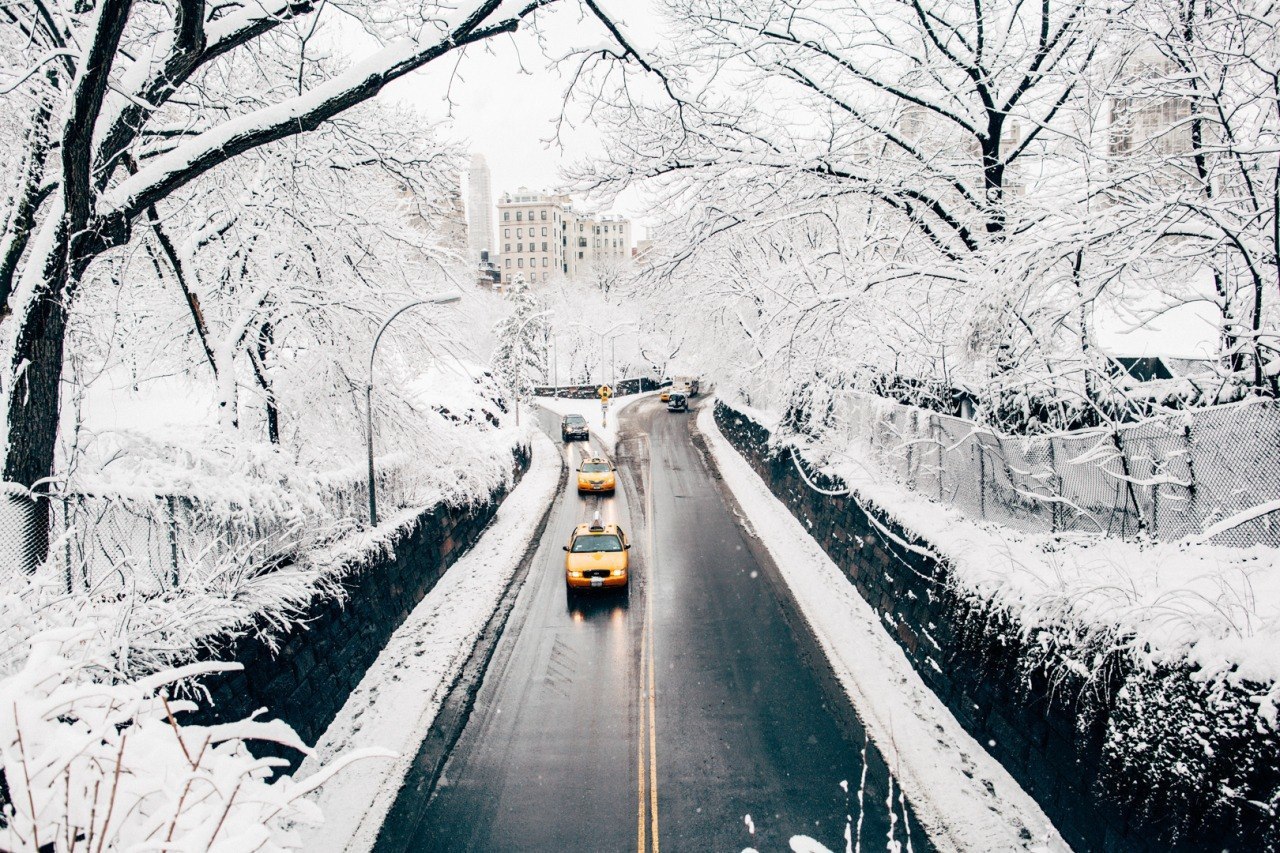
xmin=692 ymin=402 xmax=1070 ymax=853
xmin=294 ymin=428 xmax=565 ymax=853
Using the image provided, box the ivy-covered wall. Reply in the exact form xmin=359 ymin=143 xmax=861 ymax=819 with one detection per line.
xmin=183 ymin=446 xmax=531 ymax=768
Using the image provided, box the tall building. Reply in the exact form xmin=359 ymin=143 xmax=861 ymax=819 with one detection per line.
xmin=466 ymin=154 xmax=494 ymax=263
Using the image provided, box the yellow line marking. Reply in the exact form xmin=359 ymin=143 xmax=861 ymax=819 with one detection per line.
xmin=637 ymin=603 xmax=648 ymax=853
xmin=645 ymin=436 xmax=661 ymax=853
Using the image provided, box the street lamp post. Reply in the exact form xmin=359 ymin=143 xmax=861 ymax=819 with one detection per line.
xmin=367 ymin=291 xmax=461 ymax=526
xmin=562 ymin=320 xmax=639 ymax=386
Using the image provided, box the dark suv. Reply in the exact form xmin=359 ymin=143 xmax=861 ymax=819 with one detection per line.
xmin=561 ymin=414 xmax=590 ymax=441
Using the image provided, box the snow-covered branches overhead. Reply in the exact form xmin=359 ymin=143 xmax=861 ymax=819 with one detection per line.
xmin=581 ymin=0 xmax=1279 ymax=431
xmin=0 ymin=0 xmax=637 ymax=499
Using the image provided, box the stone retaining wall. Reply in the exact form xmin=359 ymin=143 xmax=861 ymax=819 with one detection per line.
xmin=533 ymin=377 xmax=663 ymax=399
xmin=183 ymin=446 xmax=531 ymax=768
xmin=714 ymin=403 xmax=1278 ymax=853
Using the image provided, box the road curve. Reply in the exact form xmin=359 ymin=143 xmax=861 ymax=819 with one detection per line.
xmin=375 ymin=398 xmax=929 ymax=852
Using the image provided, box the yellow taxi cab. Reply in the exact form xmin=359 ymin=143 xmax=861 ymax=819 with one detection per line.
xmin=563 ymin=517 xmax=630 ymax=590
xmin=577 ymin=457 xmax=617 ymax=495
xmin=659 ymin=388 xmax=672 ymax=402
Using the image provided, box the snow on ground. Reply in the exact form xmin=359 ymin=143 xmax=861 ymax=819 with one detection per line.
xmin=536 ymin=389 xmax=658 ymax=451
xmin=293 ymin=427 xmax=562 ymax=853
xmin=696 ymin=404 xmax=1070 ymax=853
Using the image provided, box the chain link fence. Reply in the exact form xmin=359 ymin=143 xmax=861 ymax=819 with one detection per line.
xmin=807 ymin=393 xmax=1280 ymax=547
xmin=1 ymin=463 xmax=448 ymax=593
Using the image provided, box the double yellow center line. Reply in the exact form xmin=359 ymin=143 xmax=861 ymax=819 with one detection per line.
xmin=637 ymin=439 xmax=660 ymax=853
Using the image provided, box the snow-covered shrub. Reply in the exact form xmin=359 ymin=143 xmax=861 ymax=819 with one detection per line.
xmin=0 ymin=629 xmax=387 ymax=851
xmin=1105 ymin=664 xmax=1280 ymax=846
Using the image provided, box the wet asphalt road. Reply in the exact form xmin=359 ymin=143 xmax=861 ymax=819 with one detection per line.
xmin=381 ymin=398 xmax=927 ymax=852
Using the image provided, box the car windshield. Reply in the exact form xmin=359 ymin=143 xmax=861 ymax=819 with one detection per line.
xmin=564 ymin=416 xmax=586 ymax=425
xmin=581 ymin=462 xmax=611 ymax=472
xmin=571 ymin=533 xmax=623 ymax=553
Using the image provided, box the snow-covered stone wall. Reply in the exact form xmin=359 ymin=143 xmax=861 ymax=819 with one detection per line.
xmin=180 ymin=446 xmax=532 ymax=769
xmin=714 ymin=402 xmax=1278 ymax=853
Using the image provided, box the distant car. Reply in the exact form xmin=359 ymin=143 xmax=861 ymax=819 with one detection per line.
xmin=563 ymin=517 xmax=630 ymax=590
xmin=561 ymin=414 xmax=589 ymax=441
xmin=659 ymin=387 xmax=672 ymax=402
xmin=577 ymin=457 xmax=617 ymax=494
xmin=667 ymin=392 xmax=688 ymax=412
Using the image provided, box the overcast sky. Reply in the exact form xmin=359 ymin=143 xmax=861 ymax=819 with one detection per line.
xmin=382 ymin=3 xmax=667 ymax=234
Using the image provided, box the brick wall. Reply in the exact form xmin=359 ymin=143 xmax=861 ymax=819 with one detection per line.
xmin=714 ymin=403 xmax=1278 ymax=853
xmin=182 ymin=446 xmax=531 ymax=768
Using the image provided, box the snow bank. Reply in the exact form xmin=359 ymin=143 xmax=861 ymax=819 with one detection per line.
xmin=696 ymin=406 xmax=1069 ymax=853
xmin=0 ymin=629 xmax=387 ymax=852
xmin=293 ymin=427 xmax=562 ymax=853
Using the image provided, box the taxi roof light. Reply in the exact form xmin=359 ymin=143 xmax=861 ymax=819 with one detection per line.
xmin=589 ymin=511 xmax=604 ymax=532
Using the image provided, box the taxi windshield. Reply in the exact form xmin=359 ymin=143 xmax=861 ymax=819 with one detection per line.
xmin=571 ymin=534 xmax=623 ymax=553
xmin=581 ymin=462 xmax=611 ymax=473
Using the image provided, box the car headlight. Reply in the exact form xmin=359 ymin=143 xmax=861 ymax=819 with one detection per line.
xmin=569 ymin=570 xmax=583 ymax=578
xmin=611 ymin=569 xmax=625 ymax=576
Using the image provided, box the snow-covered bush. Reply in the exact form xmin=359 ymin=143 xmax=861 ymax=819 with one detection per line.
xmin=0 ymin=629 xmax=387 ymax=851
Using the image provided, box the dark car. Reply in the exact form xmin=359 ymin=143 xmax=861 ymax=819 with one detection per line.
xmin=667 ymin=392 xmax=688 ymax=412
xmin=561 ymin=414 xmax=590 ymax=441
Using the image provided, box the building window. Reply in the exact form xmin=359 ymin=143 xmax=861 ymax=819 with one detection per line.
xmin=542 ymin=242 xmax=548 ymax=251
xmin=542 ymin=257 xmax=548 ymax=267
xmin=516 ymin=211 xmax=523 ymax=221
xmin=517 ymin=242 xmax=523 ymax=252
xmin=541 ymin=210 xmax=547 ymax=220
xmin=504 ymin=258 xmax=511 ymax=268
xmin=503 ymin=211 xmax=509 ymax=221
xmin=517 ymin=258 xmax=524 ymax=268
xmin=541 ymin=227 xmax=547 ymax=236
xmin=578 ymin=251 xmax=584 ymax=259
xmin=504 ymin=243 xmax=510 ymax=252
xmin=516 ymin=227 xmax=522 ymax=238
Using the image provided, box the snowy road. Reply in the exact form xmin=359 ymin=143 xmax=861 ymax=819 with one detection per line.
xmin=373 ymin=397 xmax=927 ymax=852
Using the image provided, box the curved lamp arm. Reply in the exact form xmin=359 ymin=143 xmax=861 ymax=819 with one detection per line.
xmin=367 ymin=291 xmax=462 ymax=525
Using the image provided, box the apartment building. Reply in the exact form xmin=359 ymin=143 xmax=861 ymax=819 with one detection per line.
xmin=497 ymin=187 xmax=633 ymax=286
xmin=497 ymin=188 xmax=569 ymax=286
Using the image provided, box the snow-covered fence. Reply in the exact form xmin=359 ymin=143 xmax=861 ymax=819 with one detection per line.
xmin=811 ymin=393 xmax=1280 ymax=546
xmin=43 ymin=463 xmax=441 ymax=594
xmin=0 ymin=485 xmax=44 ymax=574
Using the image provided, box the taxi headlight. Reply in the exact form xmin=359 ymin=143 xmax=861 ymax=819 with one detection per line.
xmin=569 ymin=570 xmax=583 ymax=578
xmin=611 ymin=569 xmax=625 ymax=577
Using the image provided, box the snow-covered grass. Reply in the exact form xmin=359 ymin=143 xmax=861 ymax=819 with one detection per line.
xmin=292 ymin=427 xmax=563 ymax=853
xmin=0 ymin=629 xmax=387 ymax=852
xmin=536 ymin=389 xmax=659 ymax=451
xmin=696 ymin=405 xmax=1069 ymax=853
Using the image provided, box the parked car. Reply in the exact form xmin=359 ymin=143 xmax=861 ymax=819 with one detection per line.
xmin=576 ymin=457 xmax=617 ymax=494
xmin=563 ymin=516 xmax=630 ymax=590
xmin=561 ymin=414 xmax=589 ymax=441
xmin=667 ymin=392 xmax=688 ymax=412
